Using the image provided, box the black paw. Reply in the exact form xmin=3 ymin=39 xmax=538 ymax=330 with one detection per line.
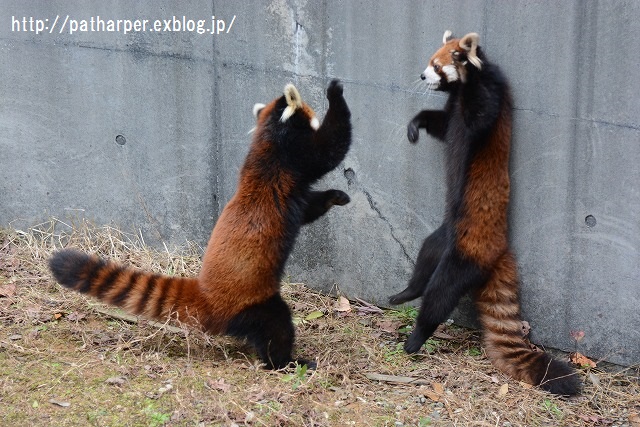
xmin=295 ymin=359 xmax=317 ymax=370
xmin=407 ymin=121 xmax=419 ymax=143
xmin=327 ymin=79 xmax=343 ymax=101
xmin=328 ymin=190 xmax=350 ymax=206
xmin=404 ymin=330 xmax=426 ymax=354
xmin=388 ymin=292 xmax=409 ymax=305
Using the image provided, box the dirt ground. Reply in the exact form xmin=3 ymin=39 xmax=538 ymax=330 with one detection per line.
xmin=1 ymin=220 xmax=638 ymax=426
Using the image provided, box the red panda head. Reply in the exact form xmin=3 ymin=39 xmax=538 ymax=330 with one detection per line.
xmin=420 ymin=31 xmax=482 ymax=90
xmin=252 ymin=84 xmax=319 ymax=132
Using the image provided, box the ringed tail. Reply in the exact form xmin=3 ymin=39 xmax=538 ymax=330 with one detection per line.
xmin=474 ymin=251 xmax=582 ymax=395
xmin=49 ymin=249 xmax=206 ymax=329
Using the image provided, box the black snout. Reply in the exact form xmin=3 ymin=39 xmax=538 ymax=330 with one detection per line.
xmin=420 ymin=73 xmax=426 ymax=80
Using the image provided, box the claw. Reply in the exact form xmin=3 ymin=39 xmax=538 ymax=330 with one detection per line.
xmin=407 ymin=122 xmax=419 ymax=143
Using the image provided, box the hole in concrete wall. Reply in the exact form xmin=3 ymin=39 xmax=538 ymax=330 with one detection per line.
xmin=344 ymin=168 xmax=356 ymax=185
xmin=115 ymin=135 xmax=126 ymax=146
xmin=585 ymin=215 xmax=597 ymax=228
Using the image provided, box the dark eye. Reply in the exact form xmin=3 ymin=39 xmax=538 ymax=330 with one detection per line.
xmin=433 ymin=64 xmax=441 ymax=73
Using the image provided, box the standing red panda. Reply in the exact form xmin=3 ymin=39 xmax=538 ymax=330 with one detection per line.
xmin=389 ymin=32 xmax=581 ymax=395
xmin=49 ymin=80 xmax=352 ymax=369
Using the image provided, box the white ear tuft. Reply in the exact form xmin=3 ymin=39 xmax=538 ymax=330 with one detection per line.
xmin=252 ymin=103 xmax=266 ymax=118
xmin=442 ymin=30 xmax=453 ymax=44
xmin=281 ymin=83 xmax=303 ymax=122
xmin=459 ymin=32 xmax=482 ymax=69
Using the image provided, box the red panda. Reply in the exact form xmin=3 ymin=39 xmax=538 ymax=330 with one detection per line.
xmin=49 ymin=80 xmax=352 ymax=369
xmin=389 ymin=32 xmax=581 ymax=395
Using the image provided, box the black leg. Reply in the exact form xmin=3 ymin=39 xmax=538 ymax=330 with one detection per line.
xmin=302 ymin=189 xmax=350 ymax=225
xmin=226 ymin=293 xmax=298 ymax=369
xmin=404 ymin=249 xmax=488 ymax=353
xmin=408 ymin=110 xmax=448 ymax=143
xmin=309 ymin=80 xmax=352 ymax=176
xmin=389 ymin=224 xmax=447 ymax=305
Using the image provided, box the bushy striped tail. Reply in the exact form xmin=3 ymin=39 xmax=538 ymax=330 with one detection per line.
xmin=474 ymin=251 xmax=582 ymax=395
xmin=49 ymin=249 xmax=209 ymax=330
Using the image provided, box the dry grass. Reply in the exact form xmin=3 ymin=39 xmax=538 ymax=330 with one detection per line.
xmin=0 ymin=219 xmax=638 ymax=426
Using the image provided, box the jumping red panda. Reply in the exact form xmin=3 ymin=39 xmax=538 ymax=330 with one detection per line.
xmin=389 ymin=32 xmax=581 ymax=395
xmin=49 ymin=80 xmax=352 ymax=369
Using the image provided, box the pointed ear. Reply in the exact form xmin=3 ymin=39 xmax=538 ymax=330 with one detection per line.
xmin=281 ymin=83 xmax=303 ymax=122
xmin=459 ymin=32 xmax=482 ymax=69
xmin=442 ymin=30 xmax=453 ymax=44
xmin=252 ymin=103 xmax=265 ymax=118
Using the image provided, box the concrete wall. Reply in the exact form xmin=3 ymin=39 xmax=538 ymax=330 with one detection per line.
xmin=1 ymin=1 xmax=638 ymax=366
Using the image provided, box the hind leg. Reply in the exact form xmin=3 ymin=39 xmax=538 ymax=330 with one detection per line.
xmin=226 ymin=293 xmax=311 ymax=369
xmin=404 ymin=249 xmax=488 ymax=353
xmin=302 ymin=190 xmax=350 ymax=225
xmin=389 ymin=224 xmax=447 ymax=305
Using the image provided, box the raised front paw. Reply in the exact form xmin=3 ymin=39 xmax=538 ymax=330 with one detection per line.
xmin=327 ymin=189 xmax=350 ymax=207
xmin=407 ymin=121 xmax=420 ymax=143
xmin=327 ymin=79 xmax=344 ymax=102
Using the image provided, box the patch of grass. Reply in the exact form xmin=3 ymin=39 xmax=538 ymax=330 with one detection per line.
xmin=387 ymin=305 xmax=418 ymax=324
xmin=541 ymin=398 xmax=563 ymax=419
xmin=280 ymin=362 xmax=309 ymax=390
xmin=0 ymin=220 xmax=639 ymax=426
xmin=466 ymin=346 xmax=482 ymax=357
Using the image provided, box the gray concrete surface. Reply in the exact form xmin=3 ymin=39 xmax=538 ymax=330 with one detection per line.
xmin=1 ymin=1 xmax=638 ymax=366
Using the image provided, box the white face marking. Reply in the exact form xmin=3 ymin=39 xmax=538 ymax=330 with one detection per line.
xmin=423 ymin=65 xmax=441 ymax=85
xmin=310 ymin=117 xmax=319 ymax=130
xmin=442 ymin=64 xmax=459 ymax=82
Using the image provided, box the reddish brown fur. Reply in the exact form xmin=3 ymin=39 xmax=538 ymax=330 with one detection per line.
xmin=49 ymin=80 xmax=353 ymax=369
xmin=455 ymin=104 xmax=512 ymax=269
xmin=198 ymin=100 xmax=297 ymax=332
xmin=394 ymin=33 xmax=580 ymax=394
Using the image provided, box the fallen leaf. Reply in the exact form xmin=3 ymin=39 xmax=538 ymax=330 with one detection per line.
xmin=53 ymin=313 xmax=63 ymax=320
xmin=490 ymin=376 xmax=500 ymax=384
xmin=432 ymin=382 xmax=444 ymax=395
xmin=629 ymin=413 xmax=640 ymax=427
xmin=206 ymin=378 xmax=231 ymax=393
xmin=49 ymin=399 xmax=71 ymax=408
xmin=105 ymin=376 xmax=127 ymax=386
xmin=353 ymin=297 xmax=383 ymax=314
xmin=375 ymin=319 xmax=402 ymax=334
xmin=432 ymin=331 xmax=455 ymax=340
xmin=521 ymin=321 xmax=531 ymax=337
xmin=67 ymin=312 xmax=87 ymax=322
xmin=334 ymin=296 xmax=351 ymax=312
xmin=570 ymin=352 xmax=596 ymax=368
xmin=498 ymin=383 xmax=509 ymax=396
xmin=570 ymin=330 xmax=585 ymax=342
xmin=305 ymin=310 xmax=324 ymax=321
xmin=0 ymin=283 xmax=16 ymax=298
xmin=578 ymin=414 xmax=613 ymax=424
xmin=422 ymin=390 xmax=440 ymax=402
xmin=248 ymin=390 xmax=265 ymax=402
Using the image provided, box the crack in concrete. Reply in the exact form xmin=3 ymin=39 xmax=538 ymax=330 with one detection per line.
xmin=360 ymin=187 xmax=415 ymax=268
